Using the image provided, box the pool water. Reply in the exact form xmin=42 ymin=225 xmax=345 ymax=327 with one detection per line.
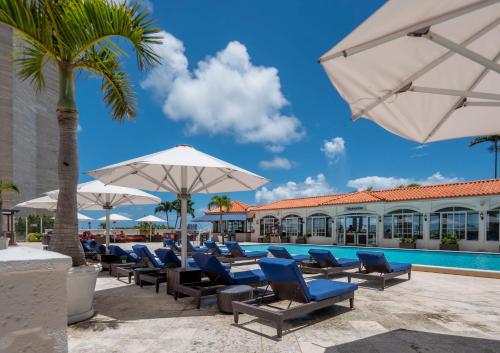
xmin=242 ymin=244 xmax=500 ymax=272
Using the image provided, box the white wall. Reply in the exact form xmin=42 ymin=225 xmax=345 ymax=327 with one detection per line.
xmin=252 ymin=195 xmax=500 ymax=252
xmin=0 ymin=247 xmax=71 ymax=353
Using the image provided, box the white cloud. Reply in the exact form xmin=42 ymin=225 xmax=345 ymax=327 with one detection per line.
xmin=321 ymin=137 xmax=345 ymax=160
xmin=77 ymin=124 xmax=82 ymax=133
xmin=141 ymin=32 xmax=305 ymax=150
xmin=255 ymin=174 xmax=334 ymax=203
xmin=265 ymin=145 xmax=285 ymax=153
xmin=413 ymin=144 xmax=428 ymax=150
xmin=259 ymin=157 xmax=293 ymax=170
xmin=347 ymin=172 xmax=461 ymax=191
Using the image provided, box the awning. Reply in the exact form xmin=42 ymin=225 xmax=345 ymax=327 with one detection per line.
xmin=191 ymin=213 xmax=247 ymax=222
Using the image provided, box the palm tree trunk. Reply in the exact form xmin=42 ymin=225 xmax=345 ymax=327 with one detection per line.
xmin=220 ymin=212 xmax=224 ymax=244
xmin=48 ymin=65 xmax=85 ymax=266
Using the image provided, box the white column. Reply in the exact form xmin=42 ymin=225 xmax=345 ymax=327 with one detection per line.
xmin=180 ymin=166 xmax=188 ymax=269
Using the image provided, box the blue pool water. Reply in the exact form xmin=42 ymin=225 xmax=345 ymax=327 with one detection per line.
xmin=241 ymin=244 xmax=500 ymax=272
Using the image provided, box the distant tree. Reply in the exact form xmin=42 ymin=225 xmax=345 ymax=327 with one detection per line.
xmin=208 ymin=195 xmax=231 ymax=243
xmin=0 ymin=180 xmax=19 ymax=241
xmin=407 ymin=183 xmax=421 ymax=188
xmin=155 ymin=201 xmax=173 ymax=228
xmin=172 ymin=198 xmax=195 ymax=228
xmin=469 ymin=135 xmax=500 ymax=179
xmin=365 ymin=187 xmax=374 ymax=191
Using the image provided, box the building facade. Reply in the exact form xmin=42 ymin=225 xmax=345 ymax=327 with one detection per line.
xmin=0 ymin=25 xmax=59 ymax=231
xmin=207 ymin=180 xmax=500 ymax=252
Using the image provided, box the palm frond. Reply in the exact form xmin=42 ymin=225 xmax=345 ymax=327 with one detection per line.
xmin=13 ymin=37 xmax=49 ymax=92
xmin=0 ymin=180 xmax=20 ymax=193
xmin=468 ymin=135 xmax=500 ymax=147
xmin=77 ymin=47 xmax=136 ymax=121
xmin=0 ymin=0 xmax=55 ymax=56
xmin=62 ymin=0 xmax=161 ymax=69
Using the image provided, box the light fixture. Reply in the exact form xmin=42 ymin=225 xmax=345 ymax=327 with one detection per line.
xmin=378 ymin=216 xmax=382 ymax=222
xmin=424 ymin=214 xmax=428 ymax=222
xmin=480 ymin=212 xmax=484 ymax=220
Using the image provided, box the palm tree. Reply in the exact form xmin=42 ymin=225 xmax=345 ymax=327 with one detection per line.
xmin=0 ymin=0 xmax=160 ymax=265
xmin=208 ymin=195 xmax=231 ymax=243
xmin=171 ymin=198 xmax=195 ymax=228
xmin=469 ymin=135 xmax=500 ymax=179
xmin=155 ymin=201 xmax=173 ymax=228
xmin=0 ymin=180 xmax=20 ymax=240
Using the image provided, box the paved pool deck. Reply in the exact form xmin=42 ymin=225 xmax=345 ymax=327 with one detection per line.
xmin=63 ymin=242 xmax=500 ymax=353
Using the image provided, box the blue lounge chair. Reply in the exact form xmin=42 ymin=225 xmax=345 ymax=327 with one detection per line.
xmin=303 ymin=249 xmax=360 ymax=278
xmin=108 ymin=245 xmax=140 ymax=263
xmin=163 ymin=238 xmax=182 ymax=252
xmin=204 ymin=240 xmax=230 ymax=256
xmin=80 ymin=240 xmax=97 ymax=259
xmin=347 ymin=251 xmax=412 ymax=290
xmin=192 ymin=253 xmax=265 ymax=286
xmin=154 ymin=248 xmax=204 ymax=269
xmin=268 ymin=246 xmax=310 ymax=262
xmin=232 ymin=258 xmax=358 ymax=337
xmin=225 ymin=241 xmax=268 ymax=260
xmin=187 ymin=241 xmax=208 ymax=253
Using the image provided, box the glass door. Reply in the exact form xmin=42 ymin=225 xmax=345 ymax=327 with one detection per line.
xmin=368 ymin=216 xmax=377 ymax=245
xmin=345 ymin=217 xmax=356 ymax=244
xmin=336 ymin=217 xmax=345 ymax=245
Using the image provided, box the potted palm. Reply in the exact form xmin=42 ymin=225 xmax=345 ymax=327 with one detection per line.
xmin=0 ymin=0 xmax=160 ymax=323
xmin=440 ymin=234 xmax=459 ymax=251
xmin=0 ymin=180 xmax=19 ymax=249
xmin=399 ymin=237 xmax=417 ymax=249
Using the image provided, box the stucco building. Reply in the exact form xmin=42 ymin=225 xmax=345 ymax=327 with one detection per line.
xmin=0 ymin=25 xmax=59 ymax=231
xmin=204 ymin=179 xmax=500 ymax=252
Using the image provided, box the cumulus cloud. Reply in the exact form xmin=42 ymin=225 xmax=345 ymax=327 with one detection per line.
xmin=141 ymin=32 xmax=305 ymax=150
xmin=259 ymin=157 xmax=294 ymax=170
xmin=321 ymin=137 xmax=345 ymax=160
xmin=347 ymin=172 xmax=461 ymax=191
xmin=255 ymin=174 xmax=334 ymax=203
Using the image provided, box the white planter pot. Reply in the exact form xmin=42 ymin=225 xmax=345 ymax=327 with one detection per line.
xmin=67 ymin=264 xmax=101 ymax=324
xmin=0 ymin=237 xmax=9 ymax=250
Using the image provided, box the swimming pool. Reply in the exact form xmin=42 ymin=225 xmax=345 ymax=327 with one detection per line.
xmin=241 ymin=244 xmax=500 ymax=272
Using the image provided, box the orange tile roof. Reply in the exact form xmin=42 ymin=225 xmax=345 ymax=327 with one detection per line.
xmin=206 ymin=200 xmax=250 ymax=214
xmin=247 ymin=179 xmax=500 ymax=212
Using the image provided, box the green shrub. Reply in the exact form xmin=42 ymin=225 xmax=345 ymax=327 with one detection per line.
xmin=441 ymin=233 xmax=458 ymax=245
xmin=27 ymin=233 xmax=43 ymax=242
xmin=400 ymin=237 xmax=416 ymax=244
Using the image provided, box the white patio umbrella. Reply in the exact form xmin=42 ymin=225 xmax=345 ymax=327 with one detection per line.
xmin=77 ymin=213 xmax=93 ymax=221
xmin=319 ymin=0 xmax=500 ymax=143
xmin=47 ymin=180 xmax=160 ymax=247
xmin=88 ymin=144 xmax=269 ymax=268
xmin=97 ymin=213 xmax=132 ymax=242
xmin=136 ymin=215 xmax=167 ymax=242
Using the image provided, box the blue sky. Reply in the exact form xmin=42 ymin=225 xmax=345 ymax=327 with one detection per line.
xmin=75 ymin=0 xmax=496 ymax=224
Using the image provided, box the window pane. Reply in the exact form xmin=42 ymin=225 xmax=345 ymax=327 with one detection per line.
xmin=466 ymin=212 xmax=479 ymax=241
xmin=430 ymin=213 xmax=440 ymax=239
xmin=413 ymin=214 xmax=423 ymax=239
xmin=383 ymin=216 xmax=392 ymax=239
xmin=487 ymin=211 xmax=499 ymax=241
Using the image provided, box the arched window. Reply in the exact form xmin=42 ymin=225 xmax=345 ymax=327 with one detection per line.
xmin=430 ymin=207 xmax=479 ymax=241
xmin=306 ymin=213 xmax=332 ymax=237
xmin=487 ymin=207 xmax=500 ymax=242
xmin=281 ymin=215 xmax=302 ymax=237
xmin=383 ymin=209 xmax=423 ymax=240
xmin=260 ymin=216 xmax=278 ymax=236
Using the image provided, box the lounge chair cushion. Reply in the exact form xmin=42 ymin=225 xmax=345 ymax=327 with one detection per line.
xmin=268 ymin=246 xmax=309 ymax=262
xmin=188 ymin=241 xmax=208 ymax=252
xmin=204 ymin=240 xmax=230 ymax=255
xmin=164 ymin=239 xmax=182 ymax=252
xmin=336 ymin=258 xmax=360 ymax=267
xmin=387 ymin=262 xmax=412 ymax=272
xmin=154 ymin=248 xmax=197 ymax=268
xmin=132 ymin=245 xmax=164 ymax=268
xmin=225 ymin=241 xmax=268 ymax=258
xmin=231 ymin=269 xmax=266 ymax=285
xmin=307 ymin=280 xmax=358 ymax=301
xmin=109 ymin=245 xmax=138 ymax=263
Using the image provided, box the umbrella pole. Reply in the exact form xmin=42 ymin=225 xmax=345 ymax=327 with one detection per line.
xmin=104 ymin=206 xmax=111 ymax=248
xmin=180 ymin=166 xmax=188 ymax=269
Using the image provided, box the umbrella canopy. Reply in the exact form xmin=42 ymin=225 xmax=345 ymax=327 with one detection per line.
xmin=97 ymin=213 xmax=132 ymax=222
xmin=319 ymin=0 xmax=500 ymax=143
xmin=47 ymin=180 xmax=159 ymax=247
xmin=136 ymin=215 xmax=167 ymax=222
xmin=16 ymin=196 xmax=57 ymax=210
xmin=136 ymin=215 xmax=167 ymax=241
xmin=78 ymin=213 xmax=93 ymax=221
xmin=88 ymin=144 xmax=269 ymax=267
